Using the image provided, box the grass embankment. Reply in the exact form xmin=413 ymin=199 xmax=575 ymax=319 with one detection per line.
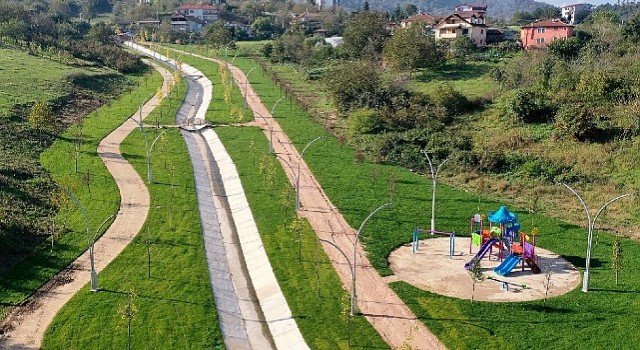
xmin=410 ymin=61 xmax=498 ymax=99
xmin=199 ymin=46 xmax=640 ymax=349
xmin=0 ymin=47 xmax=126 ymax=291
xmin=43 ymin=66 xmax=223 ymax=349
xmin=0 ymin=69 xmax=159 ymax=317
xmin=166 ymin=44 xmax=386 ymax=348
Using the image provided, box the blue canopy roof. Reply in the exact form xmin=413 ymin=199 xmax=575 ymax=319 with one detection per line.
xmin=488 ymin=206 xmax=518 ymax=224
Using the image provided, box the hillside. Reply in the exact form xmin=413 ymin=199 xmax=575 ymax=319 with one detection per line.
xmin=341 ymin=0 xmax=556 ymax=21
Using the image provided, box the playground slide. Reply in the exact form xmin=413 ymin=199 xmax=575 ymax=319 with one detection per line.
xmin=493 ymin=254 xmax=522 ymax=276
xmin=465 ymin=238 xmax=498 ymax=269
xmin=524 ymin=257 xmax=542 ymax=274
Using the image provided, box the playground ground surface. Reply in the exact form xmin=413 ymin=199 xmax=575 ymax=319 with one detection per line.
xmin=388 ymin=237 xmax=581 ymax=302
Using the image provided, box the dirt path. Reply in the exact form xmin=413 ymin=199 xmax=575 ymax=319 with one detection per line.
xmin=0 ymin=61 xmax=171 ymax=349
xmin=179 ymin=49 xmax=446 ymax=349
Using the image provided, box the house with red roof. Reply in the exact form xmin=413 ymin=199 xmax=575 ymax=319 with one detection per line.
xmin=400 ymin=13 xmax=442 ymax=29
xmin=454 ymin=3 xmax=487 ymax=24
xmin=434 ymin=13 xmax=488 ymax=47
xmin=520 ymin=18 xmax=574 ymax=50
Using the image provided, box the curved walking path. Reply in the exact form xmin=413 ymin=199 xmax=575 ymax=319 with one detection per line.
xmin=130 ymin=43 xmax=308 ymax=349
xmin=173 ymin=48 xmax=446 ymax=349
xmin=0 ymin=60 xmax=171 ymax=349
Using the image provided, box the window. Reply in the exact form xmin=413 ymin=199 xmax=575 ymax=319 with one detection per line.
xmin=462 ymin=28 xmax=469 ymax=35
xmin=537 ymin=27 xmax=546 ymax=33
xmin=554 ymin=27 xmax=559 ymax=30
xmin=536 ymin=38 xmax=545 ymax=44
xmin=480 ymin=29 xmax=483 ymax=34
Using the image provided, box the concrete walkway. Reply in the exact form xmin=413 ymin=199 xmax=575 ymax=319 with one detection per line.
xmin=174 ymin=48 xmax=447 ymax=349
xmin=0 ymin=60 xmax=170 ymax=349
xmin=130 ymin=43 xmax=308 ymax=350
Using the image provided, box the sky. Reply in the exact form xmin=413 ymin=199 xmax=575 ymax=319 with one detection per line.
xmin=540 ymin=0 xmax=614 ymax=6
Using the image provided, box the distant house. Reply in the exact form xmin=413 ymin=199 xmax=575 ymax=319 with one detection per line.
xmin=520 ymin=18 xmax=574 ymax=50
xmin=434 ymin=14 xmax=488 ymax=47
xmin=454 ymin=3 xmax=487 ymax=24
xmin=171 ymin=3 xmax=219 ymax=32
xmin=170 ymin=13 xmax=205 ymax=33
xmin=561 ymin=3 xmax=592 ymax=25
xmin=486 ymin=28 xmax=505 ymax=44
xmin=399 ymin=13 xmax=441 ymax=29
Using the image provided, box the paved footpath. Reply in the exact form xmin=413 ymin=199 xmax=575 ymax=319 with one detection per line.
xmin=176 ymin=49 xmax=447 ymax=350
xmin=0 ymin=61 xmax=171 ymax=349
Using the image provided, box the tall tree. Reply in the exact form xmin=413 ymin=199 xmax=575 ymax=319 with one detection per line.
xmin=382 ymin=24 xmax=442 ymax=72
xmin=405 ymin=4 xmax=418 ymax=17
xmin=342 ymin=11 xmax=389 ymax=60
xmin=205 ymin=22 xmax=233 ymax=48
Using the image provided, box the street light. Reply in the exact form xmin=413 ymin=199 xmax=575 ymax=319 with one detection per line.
xmin=243 ymin=67 xmax=256 ymax=107
xmin=54 ymin=184 xmax=115 ymax=292
xmin=269 ymin=96 xmax=285 ymax=154
xmin=559 ymin=182 xmax=634 ymax=292
xmin=420 ymin=150 xmax=450 ymax=233
xmin=253 ymin=111 xmax=274 ymax=153
xmin=296 ymin=136 xmax=324 ymax=211
xmin=351 ymin=203 xmax=392 ymax=316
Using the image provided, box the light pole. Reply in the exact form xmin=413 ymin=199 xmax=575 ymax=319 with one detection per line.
xmin=296 ymin=136 xmax=324 ymax=211
xmin=420 ymin=150 xmax=450 ymax=233
xmin=559 ymin=182 xmax=634 ymax=292
xmin=269 ymin=96 xmax=285 ymax=154
xmin=351 ymin=203 xmax=392 ymax=316
xmin=243 ymin=67 xmax=256 ymax=107
xmin=253 ymin=111 xmax=274 ymax=153
xmin=54 ymin=184 xmax=115 ymax=292
xmin=146 ymin=129 xmax=167 ymax=184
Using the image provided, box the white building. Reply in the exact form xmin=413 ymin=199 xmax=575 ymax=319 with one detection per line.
xmin=434 ymin=14 xmax=488 ymax=47
xmin=561 ymin=3 xmax=592 ymax=25
xmin=173 ymin=3 xmax=219 ymax=23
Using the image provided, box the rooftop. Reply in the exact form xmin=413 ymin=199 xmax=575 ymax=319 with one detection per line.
xmin=522 ymin=18 xmax=573 ymax=28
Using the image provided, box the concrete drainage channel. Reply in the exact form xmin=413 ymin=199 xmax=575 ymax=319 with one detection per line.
xmin=127 ymin=42 xmax=308 ymax=350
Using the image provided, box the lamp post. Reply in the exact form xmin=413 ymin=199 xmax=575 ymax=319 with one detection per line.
xmin=296 ymin=136 xmax=324 ymax=211
xmin=420 ymin=150 xmax=450 ymax=233
xmin=146 ymin=130 xmax=167 ymax=184
xmin=243 ymin=67 xmax=256 ymax=107
xmin=253 ymin=111 xmax=274 ymax=153
xmin=559 ymin=182 xmax=634 ymax=292
xmin=54 ymin=184 xmax=115 ymax=292
xmin=351 ymin=203 xmax=392 ymax=316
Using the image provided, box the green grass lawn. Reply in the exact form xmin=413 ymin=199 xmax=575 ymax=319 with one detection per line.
xmin=0 ymin=47 xmax=115 ymax=117
xmin=410 ymin=61 xmax=498 ymax=99
xmin=196 ymin=45 xmax=640 ymax=349
xmin=42 ymin=68 xmax=224 ymax=349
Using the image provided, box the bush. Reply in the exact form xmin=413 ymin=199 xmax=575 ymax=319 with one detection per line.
xmin=554 ymin=103 xmax=599 ymax=141
xmin=503 ymin=88 xmax=555 ymax=123
xmin=348 ymin=108 xmax=380 ymax=136
xmin=431 ymin=84 xmax=470 ymax=120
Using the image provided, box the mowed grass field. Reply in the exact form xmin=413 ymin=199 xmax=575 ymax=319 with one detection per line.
xmin=196 ymin=44 xmax=640 ymax=349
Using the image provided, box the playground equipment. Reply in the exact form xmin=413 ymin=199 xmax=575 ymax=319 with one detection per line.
xmin=412 ymin=227 xmax=455 ymax=259
xmin=467 ymin=206 xmax=542 ymax=276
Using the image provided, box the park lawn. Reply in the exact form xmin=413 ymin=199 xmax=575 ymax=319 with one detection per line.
xmin=0 ymin=69 xmax=161 ymax=314
xmin=208 ymin=47 xmax=640 ymax=349
xmin=410 ymin=61 xmax=499 ymax=100
xmin=43 ymin=71 xmax=224 ymax=349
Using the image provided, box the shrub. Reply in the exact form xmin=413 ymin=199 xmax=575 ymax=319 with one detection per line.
xmin=503 ymin=88 xmax=555 ymax=123
xmin=431 ymin=84 xmax=470 ymax=120
xmin=554 ymin=103 xmax=599 ymax=141
xmin=348 ymin=108 xmax=380 ymax=136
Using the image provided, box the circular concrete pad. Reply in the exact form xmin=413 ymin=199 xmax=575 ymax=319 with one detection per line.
xmin=388 ymin=237 xmax=581 ymax=302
